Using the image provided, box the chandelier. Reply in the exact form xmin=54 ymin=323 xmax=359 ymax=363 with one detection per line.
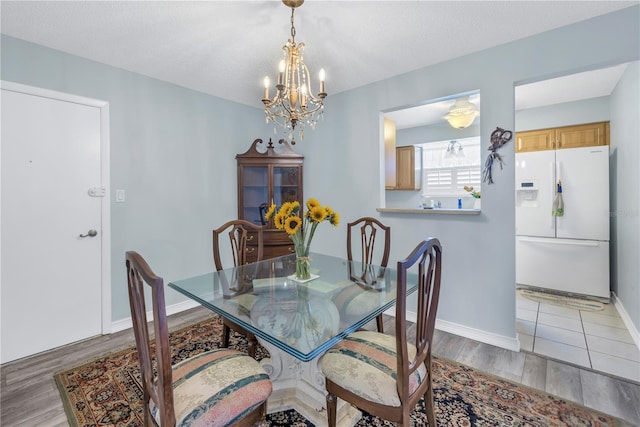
xmin=262 ymin=0 xmax=326 ymax=144
xmin=444 ymin=140 xmax=464 ymax=158
xmin=445 ymin=96 xmax=479 ymax=129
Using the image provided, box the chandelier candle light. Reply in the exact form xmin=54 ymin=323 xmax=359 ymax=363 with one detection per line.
xmin=265 ymin=198 xmax=339 ymax=281
xmin=262 ymin=0 xmax=327 ymax=144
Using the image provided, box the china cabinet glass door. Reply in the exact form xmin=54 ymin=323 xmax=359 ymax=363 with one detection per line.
xmin=274 ymin=166 xmax=300 ymax=206
xmin=240 ymin=165 xmax=268 ymax=225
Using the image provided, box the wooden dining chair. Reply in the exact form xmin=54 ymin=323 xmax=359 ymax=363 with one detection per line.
xmin=125 ymin=251 xmax=272 ymax=427
xmin=320 ymin=238 xmax=442 ymax=427
xmin=213 ymin=219 xmax=264 ymax=358
xmin=346 ymin=216 xmax=391 ymax=332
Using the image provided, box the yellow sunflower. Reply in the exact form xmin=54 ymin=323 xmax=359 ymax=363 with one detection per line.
xmin=309 ymin=206 xmax=327 ymax=223
xmin=265 ymin=203 xmax=276 ymax=220
xmin=280 ymin=202 xmax=294 ymax=217
xmin=274 ymin=212 xmax=286 ymax=230
xmin=306 ymin=198 xmax=320 ymax=211
xmin=330 ymin=212 xmax=340 ymax=226
xmin=284 ymin=216 xmax=302 ymax=235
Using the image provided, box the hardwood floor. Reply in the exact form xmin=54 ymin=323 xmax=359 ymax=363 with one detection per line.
xmin=2 ymin=306 xmax=639 ymax=426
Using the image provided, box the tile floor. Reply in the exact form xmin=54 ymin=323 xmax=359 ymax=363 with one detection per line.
xmin=516 ymin=289 xmax=640 ymax=383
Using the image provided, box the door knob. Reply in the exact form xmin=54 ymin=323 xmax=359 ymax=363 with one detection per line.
xmin=79 ymin=229 xmax=98 ymax=238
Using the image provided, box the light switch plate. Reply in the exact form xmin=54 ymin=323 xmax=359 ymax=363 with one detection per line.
xmin=115 ymin=189 xmax=125 ymax=202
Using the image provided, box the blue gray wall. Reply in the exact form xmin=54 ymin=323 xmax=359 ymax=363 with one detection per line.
xmin=516 ymin=96 xmax=610 ymax=131
xmin=1 ymin=5 xmax=638 ymax=343
xmin=610 ymin=62 xmax=640 ymax=333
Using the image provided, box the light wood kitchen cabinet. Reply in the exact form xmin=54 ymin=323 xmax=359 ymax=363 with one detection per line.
xmin=516 ymin=128 xmax=556 ymax=152
xmin=394 ymin=145 xmax=422 ymax=191
xmin=516 ymin=121 xmax=609 ymax=153
xmin=237 ymin=138 xmax=303 ymax=262
xmin=556 ymin=122 xmax=609 ymax=149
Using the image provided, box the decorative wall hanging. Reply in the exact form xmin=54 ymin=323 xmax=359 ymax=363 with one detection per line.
xmin=482 ymin=127 xmax=513 ymax=184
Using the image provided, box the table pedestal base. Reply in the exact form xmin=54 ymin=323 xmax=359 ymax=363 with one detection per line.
xmin=258 ymin=340 xmax=362 ymax=427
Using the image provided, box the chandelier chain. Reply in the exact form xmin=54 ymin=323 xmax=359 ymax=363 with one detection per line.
xmin=290 ymin=8 xmax=296 ymax=41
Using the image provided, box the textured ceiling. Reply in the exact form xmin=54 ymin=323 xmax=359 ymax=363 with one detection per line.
xmin=1 ymin=1 xmax=637 ymax=111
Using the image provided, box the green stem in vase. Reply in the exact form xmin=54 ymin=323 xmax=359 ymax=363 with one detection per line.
xmin=304 ymin=222 xmax=319 ymax=256
xmin=295 ymin=256 xmax=311 ymax=280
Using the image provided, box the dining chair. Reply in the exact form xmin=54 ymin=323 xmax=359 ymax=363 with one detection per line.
xmin=320 ymin=238 xmax=442 ymax=427
xmin=346 ymin=216 xmax=391 ymax=333
xmin=213 ymin=219 xmax=264 ymax=358
xmin=125 ymin=251 xmax=272 ymax=427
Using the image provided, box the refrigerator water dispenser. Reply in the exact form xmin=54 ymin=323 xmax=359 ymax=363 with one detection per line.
xmin=516 ymin=180 xmax=539 ymax=207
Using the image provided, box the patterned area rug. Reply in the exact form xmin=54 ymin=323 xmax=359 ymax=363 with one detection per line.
xmin=518 ymin=288 xmax=605 ymax=311
xmin=55 ymin=316 xmax=623 ymax=426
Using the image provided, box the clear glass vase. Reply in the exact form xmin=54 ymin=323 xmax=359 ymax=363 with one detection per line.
xmin=295 ymin=255 xmax=311 ymax=280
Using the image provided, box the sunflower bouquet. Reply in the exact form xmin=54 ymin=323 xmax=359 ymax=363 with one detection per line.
xmin=265 ymin=198 xmax=339 ymax=280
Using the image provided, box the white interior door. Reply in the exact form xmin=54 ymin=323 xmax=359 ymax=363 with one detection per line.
xmin=1 ymin=84 xmax=109 ymax=363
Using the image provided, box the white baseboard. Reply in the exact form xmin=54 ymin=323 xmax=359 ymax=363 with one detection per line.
xmin=110 ymin=299 xmax=201 ymax=333
xmin=435 ymin=318 xmax=521 ymax=352
xmin=399 ymin=309 xmax=520 ymax=352
xmin=611 ymin=292 xmax=640 ymax=350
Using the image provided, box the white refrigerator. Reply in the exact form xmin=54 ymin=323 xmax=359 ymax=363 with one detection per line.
xmin=515 ymin=146 xmax=610 ymax=299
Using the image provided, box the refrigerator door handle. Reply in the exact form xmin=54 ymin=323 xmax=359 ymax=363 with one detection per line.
xmin=549 ymin=161 xmax=555 ymax=230
xmin=556 ymin=161 xmax=562 ymax=183
xmin=517 ymin=236 xmax=600 ymax=247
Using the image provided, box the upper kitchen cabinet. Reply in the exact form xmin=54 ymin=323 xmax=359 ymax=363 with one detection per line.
xmin=395 ymin=145 xmax=423 ymax=191
xmin=384 ymin=117 xmax=423 ymax=191
xmin=556 ymin=122 xmax=609 ymax=149
xmin=516 ymin=121 xmax=609 ymax=152
xmin=515 ymin=128 xmax=555 ymax=152
xmin=236 ymin=138 xmax=303 ymax=261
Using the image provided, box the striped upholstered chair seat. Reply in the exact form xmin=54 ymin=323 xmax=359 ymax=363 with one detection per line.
xmin=331 ymin=285 xmax=390 ymax=322
xmin=150 ymin=349 xmax=272 ymax=426
xmin=320 ymin=330 xmax=426 ymax=407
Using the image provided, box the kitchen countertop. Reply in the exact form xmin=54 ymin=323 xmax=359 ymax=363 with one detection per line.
xmin=376 ymin=207 xmax=481 ymax=215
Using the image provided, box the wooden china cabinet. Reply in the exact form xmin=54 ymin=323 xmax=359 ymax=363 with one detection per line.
xmin=236 ymin=138 xmax=304 ymax=263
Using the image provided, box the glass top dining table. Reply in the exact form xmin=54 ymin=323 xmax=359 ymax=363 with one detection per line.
xmin=169 ymin=252 xmax=418 ymax=362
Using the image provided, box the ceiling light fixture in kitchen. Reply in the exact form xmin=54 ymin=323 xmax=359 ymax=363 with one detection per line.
xmin=445 ymin=96 xmax=479 ymax=129
xmin=261 ymin=0 xmax=327 ymax=144
xmin=444 ymin=140 xmax=464 ymax=158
